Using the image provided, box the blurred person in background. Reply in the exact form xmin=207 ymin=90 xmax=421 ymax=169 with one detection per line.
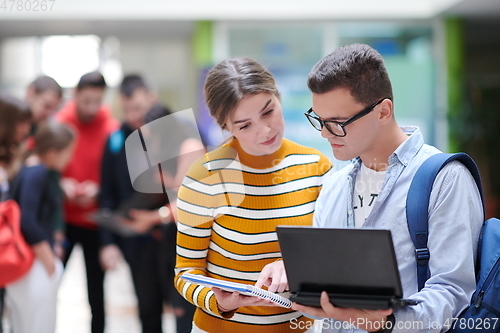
xmin=0 ymin=95 xmax=27 ymax=333
xmin=0 ymin=96 xmax=24 ymax=193
xmin=55 ymin=71 xmax=119 ymax=333
xmin=7 ymin=121 xmax=75 ymax=333
xmin=1 ymin=77 xmax=63 ymax=332
xmin=98 ymin=74 xmax=200 ymax=333
xmin=25 ymin=75 xmax=63 ymax=131
xmin=0 ymin=96 xmax=33 ymax=180
xmin=13 ymin=104 xmax=33 ymax=146
xmin=5 ymin=75 xmax=63 ymax=178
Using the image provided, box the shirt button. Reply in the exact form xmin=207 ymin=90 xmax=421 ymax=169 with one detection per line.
xmin=348 ymin=210 xmax=353 ymax=215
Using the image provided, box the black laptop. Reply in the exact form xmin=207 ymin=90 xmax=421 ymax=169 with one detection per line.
xmin=276 ymin=226 xmax=421 ymax=310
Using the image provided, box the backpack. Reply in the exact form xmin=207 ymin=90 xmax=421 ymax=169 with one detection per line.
xmin=0 ymin=199 xmax=34 ymax=287
xmin=406 ymin=153 xmax=500 ymax=332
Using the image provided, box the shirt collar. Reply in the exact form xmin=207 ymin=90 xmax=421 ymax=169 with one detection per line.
xmin=389 ymin=126 xmax=424 ymax=167
xmin=350 ymin=126 xmax=424 ymax=170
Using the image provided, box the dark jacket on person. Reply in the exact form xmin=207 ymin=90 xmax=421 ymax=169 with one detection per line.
xmin=11 ymin=164 xmax=64 ymax=247
xmin=98 ymin=123 xmax=168 ymax=245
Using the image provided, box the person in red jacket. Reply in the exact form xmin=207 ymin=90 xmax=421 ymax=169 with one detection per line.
xmin=55 ymin=71 xmax=119 ymax=333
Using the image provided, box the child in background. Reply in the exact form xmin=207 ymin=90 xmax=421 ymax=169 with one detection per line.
xmin=6 ymin=121 xmax=75 ymax=333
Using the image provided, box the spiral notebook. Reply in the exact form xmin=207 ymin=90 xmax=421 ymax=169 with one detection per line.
xmin=180 ymin=273 xmax=292 ymax=308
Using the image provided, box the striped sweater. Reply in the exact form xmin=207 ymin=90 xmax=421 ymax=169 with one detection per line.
xmin=175 ymin=138 xmax=332 ymax=333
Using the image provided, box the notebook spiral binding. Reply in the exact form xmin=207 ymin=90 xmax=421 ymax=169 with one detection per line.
xmin=249 ymin=286 xmax=292 ymax=308
xmin=179 ymin=273 xmax=292 ymax=309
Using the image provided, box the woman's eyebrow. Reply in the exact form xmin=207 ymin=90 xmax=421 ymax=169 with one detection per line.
xmin=259 ymin=99 xmax=272 ymax=113
xmin=233 ymin=99 xmax=273 ymax=124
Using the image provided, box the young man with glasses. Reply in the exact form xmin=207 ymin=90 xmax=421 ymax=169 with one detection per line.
xmin=290 ymin=44 xmax=483 ymax=332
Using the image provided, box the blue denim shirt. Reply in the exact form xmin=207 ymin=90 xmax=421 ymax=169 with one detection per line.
xmin=313 ymin=127 xmax=483 ymax=333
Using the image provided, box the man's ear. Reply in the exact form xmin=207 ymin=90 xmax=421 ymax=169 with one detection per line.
xmin=378 ymin=99 xmax=393 ymax=123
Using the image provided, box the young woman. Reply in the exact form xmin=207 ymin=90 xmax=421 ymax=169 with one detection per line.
xmin=6 ymin=120 xmax=75 ymax=333
xmin=0 ymin=95 xmax=30 ymax=333
xmin=0 ymin=96 xmax=22 ymax=198
xmin=174 ymin=57 xmax=332 ymax=333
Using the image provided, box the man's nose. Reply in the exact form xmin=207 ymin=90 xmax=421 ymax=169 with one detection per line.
xmin=320 ymin=125 xmax=332 ymax=139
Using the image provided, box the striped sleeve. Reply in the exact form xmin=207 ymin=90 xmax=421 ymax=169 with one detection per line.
xmin=174 ymin=153 xmax=235 ymax=319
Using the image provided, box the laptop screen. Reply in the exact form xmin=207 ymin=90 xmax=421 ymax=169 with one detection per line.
xmin=276 ymin=226 xmax=403 ymax=298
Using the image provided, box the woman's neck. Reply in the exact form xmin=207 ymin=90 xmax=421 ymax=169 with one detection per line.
xmin=231 ymin=138 xmax=288 ymax=169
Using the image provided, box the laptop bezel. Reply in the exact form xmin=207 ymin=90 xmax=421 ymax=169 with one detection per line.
xmin=276 ymin=226 xmax=407 ymax=309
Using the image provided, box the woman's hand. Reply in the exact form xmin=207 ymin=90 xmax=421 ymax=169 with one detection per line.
xmin=255 ymin=260 xmax=289 ymax=293
xmin=212 ymin=287 xmax=276 ymax=313
xmin=32 ymin=241 xmax=56 ymax=276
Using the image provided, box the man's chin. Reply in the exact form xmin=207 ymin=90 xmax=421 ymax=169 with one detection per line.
xmin=332 ymin=151 xmax=352 ymax=162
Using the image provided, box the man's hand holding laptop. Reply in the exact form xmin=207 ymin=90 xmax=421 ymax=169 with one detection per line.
xmin=258 ymin=260 xmax=393 ymax=332
xmin=292 ymin=292 xmax=393 ymax=332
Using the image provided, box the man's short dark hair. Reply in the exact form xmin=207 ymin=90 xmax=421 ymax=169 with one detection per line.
xmin=307 ymin=44 xmax=393 ymax=105
xmin=119 ymin=74 xmax=149 ymax=98
xmin=144 ymin=104 xmax=171 ymax=124
xmin=30 ymin=75 xmax=63 ymax=98
xmin=76 ymin=71 xmax=107 ymax=91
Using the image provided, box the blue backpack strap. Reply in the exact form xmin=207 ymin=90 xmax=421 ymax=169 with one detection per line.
xmin=406 ymin=152 xmax=484 ymax=291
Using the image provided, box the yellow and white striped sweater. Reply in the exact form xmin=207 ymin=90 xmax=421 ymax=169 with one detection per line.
xmin=175 ymin=138 xmax=332 ymax=333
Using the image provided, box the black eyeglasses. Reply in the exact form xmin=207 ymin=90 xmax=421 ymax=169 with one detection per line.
xmin=304 ymin=98 xmax=389 ymax=137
